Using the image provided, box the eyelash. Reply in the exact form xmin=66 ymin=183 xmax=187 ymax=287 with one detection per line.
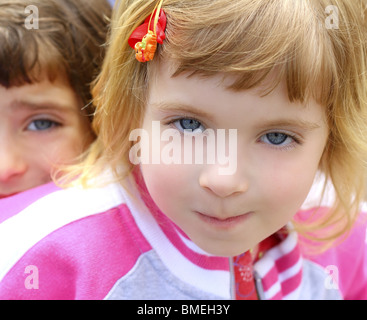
xmin=26 ymin=119 xmax=61 ymax=132
xmin=166 ymin=117 xmax=302 ymax=150
xmin=258 ymin=131 xmax=302 ymax=151
xmin=167 ymin=117 xmax=206 ymax=133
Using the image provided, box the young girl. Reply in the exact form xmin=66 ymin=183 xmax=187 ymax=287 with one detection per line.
xmin=0 ymin=0 xmax=366 ymax=300
xmin=0 ymin=0 xmax=111 ymax=212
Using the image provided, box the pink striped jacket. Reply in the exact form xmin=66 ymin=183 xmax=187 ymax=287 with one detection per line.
xmin=0 ymin=173 xmax=366 ymax=299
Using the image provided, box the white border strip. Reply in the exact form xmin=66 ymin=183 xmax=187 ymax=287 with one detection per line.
xmin=0 ymin=181 xmax=125 ymax=282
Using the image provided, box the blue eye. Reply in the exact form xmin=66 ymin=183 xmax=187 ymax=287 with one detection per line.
xmin=27 ymin=119 xmax=58 ymax=131
xmin=180 ymin=119 xmax=201 ymax=130
xmin=260 ymin=132 xmax=295 ymax=146
xmin=265 ymin=133 xmax=288 ymax=145
xmin=173 ymin=118 xmax=205 ymax=133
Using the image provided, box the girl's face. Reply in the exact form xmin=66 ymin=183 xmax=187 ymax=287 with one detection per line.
xmin=140 ymin=61 xmax=329 ymax=257
xmin=0 ymin=76 xmax=93 ymax=198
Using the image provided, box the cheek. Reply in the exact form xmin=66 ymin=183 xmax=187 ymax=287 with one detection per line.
xmin=21 ymin=152 xmax=53 ymax=187
xmin=140 ymin=163 xmax=197 ymax=213
xmin=40 ymin=128 xmax=92 ymax=165
xmin=260 ymin=156 xmax=320 ymax=217
xmin=261 ymin=130 xmax=327 ymax=204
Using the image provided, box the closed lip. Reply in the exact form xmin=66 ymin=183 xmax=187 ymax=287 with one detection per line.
xmin=195 ymin=211 xmax=252 ymax=228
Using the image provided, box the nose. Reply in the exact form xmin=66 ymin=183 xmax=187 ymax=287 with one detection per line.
xmin=0 ymin=142 xmax=27 ymax=182
xmin=199 ymin=164 xmax=248 ymax=198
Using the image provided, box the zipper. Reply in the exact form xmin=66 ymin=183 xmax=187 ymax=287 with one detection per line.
xmin=253 ymin=270 xmax=264 ymax=300
xmin=229 ymin=257 xmax=236 ymax=300
xmin=229 ymin=256 xmax=264 ymax=300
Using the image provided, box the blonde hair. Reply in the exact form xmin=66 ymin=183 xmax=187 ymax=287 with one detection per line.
xmin=71 ymin=0 xmax=367 ymax=250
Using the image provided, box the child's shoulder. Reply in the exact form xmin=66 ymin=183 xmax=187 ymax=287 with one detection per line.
xmin=297 ymin=173 xmax=367 ymax=299
xmin=299 ymin=210 xmax=367 ymax=300
xmin=0 ymin=182 xmax=60 ymax=224
xmin=0 ymin=175 xmax=127 ymax=230
xmin=0 ymin=174 xmax=150 ymax=299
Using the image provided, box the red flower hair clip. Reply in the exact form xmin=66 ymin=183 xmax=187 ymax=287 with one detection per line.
xmin=128 ymin=1 xmax=167 ymax=63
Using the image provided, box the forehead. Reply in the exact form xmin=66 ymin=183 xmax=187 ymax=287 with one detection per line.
xmin=0 ymin=76 xmax=81 ymax=114
xmin=147 ymin=60 xmax=327 ymax=129
xmin=158 ymin=1 xmax=337 ymax=107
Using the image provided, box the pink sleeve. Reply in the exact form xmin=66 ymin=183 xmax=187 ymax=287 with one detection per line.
xmin=309 ymin=217 xmax=367 ymax=299
xmin=0 ymin=239 xmax=78 ymax=299
xmin=0 ymin=205 xmax=152 ymax=300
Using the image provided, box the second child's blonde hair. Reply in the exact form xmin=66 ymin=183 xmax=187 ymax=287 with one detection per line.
xmin=76 ymin=0 xmax=367 ymax=250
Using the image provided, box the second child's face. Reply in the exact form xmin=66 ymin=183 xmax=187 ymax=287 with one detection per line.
xmin=140 ymin=61 xmax=329 ymax=257
xmin=0 ymin=76 xmax=93 ymax=198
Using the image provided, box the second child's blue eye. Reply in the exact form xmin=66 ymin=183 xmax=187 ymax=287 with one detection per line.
xmin=27 ymin=119 xmax=58 ymax=131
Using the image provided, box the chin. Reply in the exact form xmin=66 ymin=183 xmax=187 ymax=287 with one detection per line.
xmin=195 ymin=240 xmax=252 ymax=257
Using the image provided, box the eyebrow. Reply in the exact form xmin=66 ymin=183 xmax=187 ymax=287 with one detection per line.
xmin=152 ymin=102 xmax=216 ymax=122
xmin=10 ymin=100 xmax=74 ymax=113
xmin=255 ymin=119 xmax=321 ymax=132
xmin=153 ymin=101 xmax=322 ymax=131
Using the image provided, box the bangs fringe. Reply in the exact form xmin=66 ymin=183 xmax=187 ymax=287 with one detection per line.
xmin=162 ymin=0 xmax=340 ymax=105
xmin=0 ymin=27 xmax=66 ymax=87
